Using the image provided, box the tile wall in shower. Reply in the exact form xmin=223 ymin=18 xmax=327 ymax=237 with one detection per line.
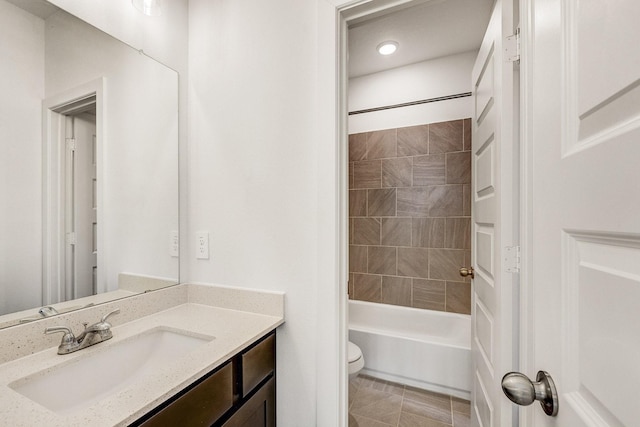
xmin=348 ymin=119 xmax=472 ymax=314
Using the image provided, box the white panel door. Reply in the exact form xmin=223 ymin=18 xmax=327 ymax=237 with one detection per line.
xmin=522 ymin=0 xmax=640 ymax=425
xmin=70 ymin=113 xmax=97 ymax=299
xmin=471 ymin=0 xmax=517 ymax=425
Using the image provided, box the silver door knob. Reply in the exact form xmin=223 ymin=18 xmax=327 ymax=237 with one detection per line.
xmin=459 ymin=267 xmax=474 ymax=279
xmin=501 ymin=371 xmax=558 ymax=416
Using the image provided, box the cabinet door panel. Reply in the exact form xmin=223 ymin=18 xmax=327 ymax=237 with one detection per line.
xmin=222 ymin=377 xmax=275 ymax=427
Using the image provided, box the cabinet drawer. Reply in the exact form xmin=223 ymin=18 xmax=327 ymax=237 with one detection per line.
xmin=242 ymin=334 xmax=275 ymax=397
xmin=139 ymin=361 xmax=233 ymax=427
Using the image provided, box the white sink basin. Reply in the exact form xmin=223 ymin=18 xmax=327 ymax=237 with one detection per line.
xmin=10 ymin=327 xmax=214 ymax=414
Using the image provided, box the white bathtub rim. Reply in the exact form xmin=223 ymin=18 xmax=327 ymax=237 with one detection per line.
xmin=358 ymin=368 xmax=471 ymax=401
xmin=349 ymin=300 xmax=471 ymax=350
xmin=348 ymin=325 xmax=470 ymax=350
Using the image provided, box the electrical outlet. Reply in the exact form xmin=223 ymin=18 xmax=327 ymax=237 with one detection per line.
xmin=169 ymin=231 xmax=179 ymax=257
xmin=196 ymin=231 xmax=209 ymax=259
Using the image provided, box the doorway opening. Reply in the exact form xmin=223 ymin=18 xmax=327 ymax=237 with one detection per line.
xmin=341 ymin=0 xmax=493 ymax=425
xmin=59 ymin=101 xmax=98 ymax=300
xmin=42 ymin=79 xmax=104 ymax=306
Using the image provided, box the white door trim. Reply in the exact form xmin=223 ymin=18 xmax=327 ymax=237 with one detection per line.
xmin=320 ymin=0 xmax=484 ymax=425
xmin=518 ymin=0 xmax=536 ymax=425
xmin=317 ymin=1 xmax=423 ymax=425
xmin=316 ymin=2 xmax=348 ymax=425
xmin=42 ymin=78 xmax=105 ymax=305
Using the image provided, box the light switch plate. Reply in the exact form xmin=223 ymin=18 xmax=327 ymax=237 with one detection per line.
xmin=170 ymin=231 xmax=179 ymax=257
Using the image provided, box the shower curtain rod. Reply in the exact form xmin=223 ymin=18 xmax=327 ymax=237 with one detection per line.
xmin=348 ymin=92 xmax=472 ymax=115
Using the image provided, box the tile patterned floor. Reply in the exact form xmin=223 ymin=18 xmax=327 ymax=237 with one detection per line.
xmin=349 ymin=375 xmax=471 ymax=427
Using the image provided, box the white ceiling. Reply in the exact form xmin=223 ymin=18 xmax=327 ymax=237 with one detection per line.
xmin=348 ymin=0 xmax=494 ymax=78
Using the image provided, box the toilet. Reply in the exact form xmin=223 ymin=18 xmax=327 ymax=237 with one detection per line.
xmin=348 ymin=341 xmax=365 ymax=380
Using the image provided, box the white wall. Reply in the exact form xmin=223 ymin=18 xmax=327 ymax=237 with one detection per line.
xmin=348 ymin=51 xmax=476 ymax=133
xmin=45 ymin=11 xmax=179 ymax=289
xmin=0 ymin=0 xmax=45 ymax=315
xmin=188 ymin=0 xmax=326 ymax=424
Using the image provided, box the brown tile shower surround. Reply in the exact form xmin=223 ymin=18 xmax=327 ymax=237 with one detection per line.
xmin=348 ymin=119 xmax=472 ymax=314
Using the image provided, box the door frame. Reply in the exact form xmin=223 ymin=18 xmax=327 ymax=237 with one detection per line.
xmin=317 ymin=1 xmax=434 ymax=424
xmin=42 ymin=78 xmax=105 ymax=305
xmin=318 ymin=0 xmax=534 ymax=425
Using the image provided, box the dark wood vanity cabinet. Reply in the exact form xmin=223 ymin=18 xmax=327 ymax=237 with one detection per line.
xmin=221 ymin=377 xmax=275 ymax=427
xmin=130 ymin=331 xmax=276 ymax=427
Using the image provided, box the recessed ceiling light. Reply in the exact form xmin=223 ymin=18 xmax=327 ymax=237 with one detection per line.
xmin=377 ymin=41 xmax=398 ymax=55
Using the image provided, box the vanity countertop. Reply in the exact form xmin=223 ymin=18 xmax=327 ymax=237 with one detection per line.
xmin=0 ymin=285 xmax=284 ymax=426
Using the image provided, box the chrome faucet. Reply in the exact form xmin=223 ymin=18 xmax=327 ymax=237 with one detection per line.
xmin=39 ymin=306 xmax=59 ymax=317
xmin=44 ymin=309 xmax=120 ymax=355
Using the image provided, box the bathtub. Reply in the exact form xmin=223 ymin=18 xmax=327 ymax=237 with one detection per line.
xmin=349 ymin=300 xmax=471 ymax=399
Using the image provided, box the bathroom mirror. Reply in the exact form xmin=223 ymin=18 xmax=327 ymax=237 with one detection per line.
xmin=0 ymin=0 xmax=179 ymax=328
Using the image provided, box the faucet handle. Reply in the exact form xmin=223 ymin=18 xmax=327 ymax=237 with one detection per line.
xmin=101 ymin=309 xmax=120 ymax=324
xmin=45 ymin=326 xmax=80 ymax=354
xmin=80 ymin=309 xmax=120 ymax=342
xmin=45 ymin=326 xmax=74 ymax=337
xmin=85 ymin=309 xmax=120 ymax=334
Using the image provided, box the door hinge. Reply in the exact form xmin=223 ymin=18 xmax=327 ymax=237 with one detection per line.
xmin=504 ymin=246 xmax=521 ymax=273
xmin=66 ymin=232 xmax=77 ymax=245
xmin=66 ymin=138 xmax=76 ymax=152
xmin=504 ymin=27 xmax=521 ymax=63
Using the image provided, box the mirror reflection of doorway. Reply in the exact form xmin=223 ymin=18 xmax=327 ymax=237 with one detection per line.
xmin=52 ymin=94 xmax=98 ymax=301
xmin=65 ymin=111 xmax=97 ymax=299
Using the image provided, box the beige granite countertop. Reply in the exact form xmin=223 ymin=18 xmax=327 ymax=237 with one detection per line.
xmin=0 ymin=284 xmax=284 ymax=426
